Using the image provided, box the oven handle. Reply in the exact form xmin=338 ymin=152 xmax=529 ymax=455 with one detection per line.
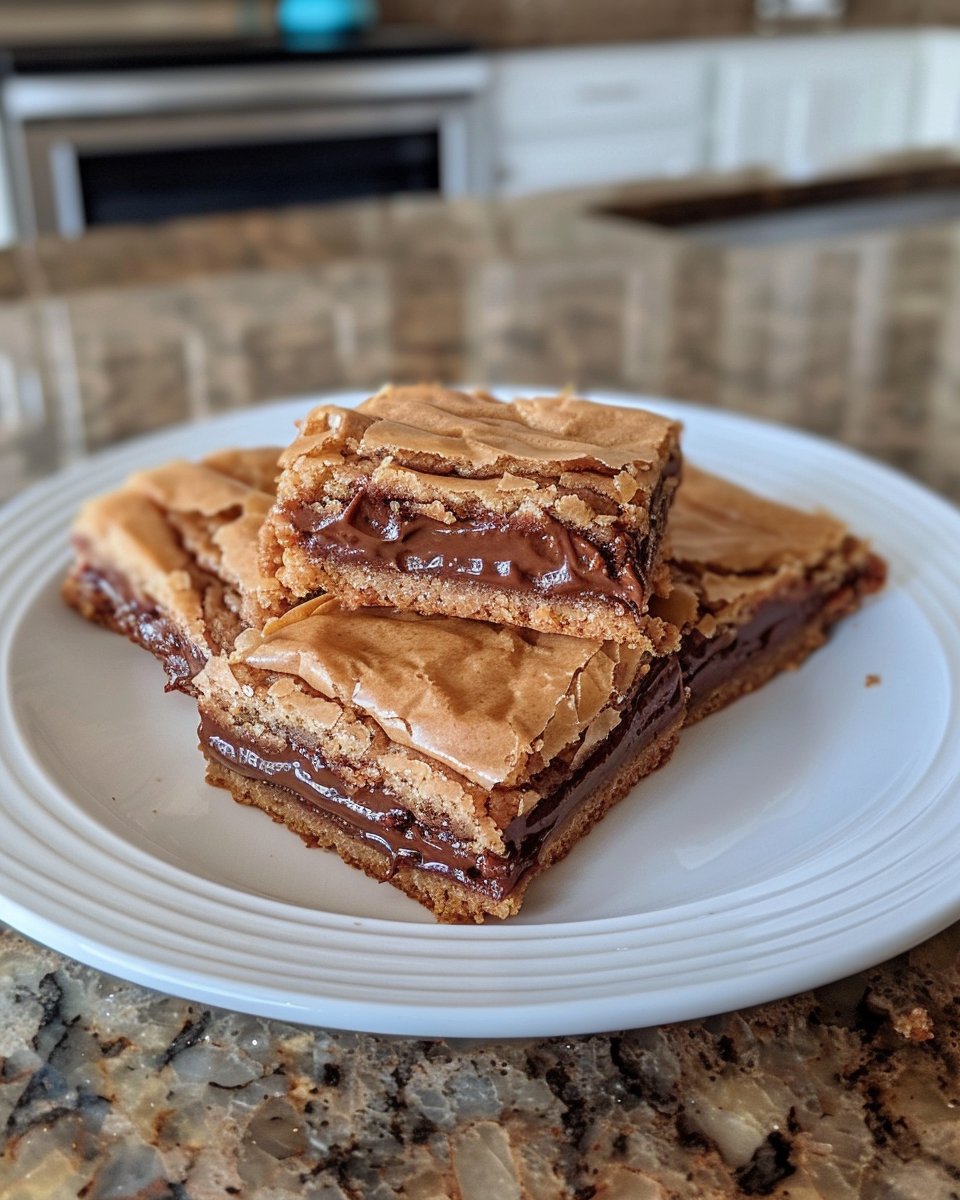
xmin=5 ymin=58 xmax=490 ymax=122
xmin=48 ymin=140 xmax=84 ymax=238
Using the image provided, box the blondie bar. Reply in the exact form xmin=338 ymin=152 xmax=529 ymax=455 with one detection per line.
xmin=654 ymin=466 xmax=887 ymax=723
xmin=63 ymin=447 xmax=280 ymax=692
xmin=260 ymin=385 xmax=682 ymax=648
xmin=196 ymin=597 xmax=684 ymax=921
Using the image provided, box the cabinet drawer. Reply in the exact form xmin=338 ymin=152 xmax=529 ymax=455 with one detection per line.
xmin=498 ymin=125 xmax=702 ymax=195
xmin=493 ymin=47 xmax=707 ymax=139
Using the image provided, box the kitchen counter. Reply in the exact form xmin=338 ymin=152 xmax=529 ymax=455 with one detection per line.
xmin=2 ymin=193 xmax=960 ymax=1197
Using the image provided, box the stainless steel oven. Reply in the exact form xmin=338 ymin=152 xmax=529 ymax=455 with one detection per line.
xmin=3 ymin=55 xmax=491 ymax=238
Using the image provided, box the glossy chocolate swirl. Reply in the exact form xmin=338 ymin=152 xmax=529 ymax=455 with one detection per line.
xmin=290 ymin=463 xmax=677 ymax=617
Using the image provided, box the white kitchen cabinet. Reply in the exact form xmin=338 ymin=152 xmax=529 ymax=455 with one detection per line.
xmin=491 ymin=45 xmax=710 ymax=195
xmin=0 ymin=125 xmax=16 ymax=246
xmin=914 ymin=29 xmax=960 ymax=147
xmin=710 ymin=33 xmax=921 ymax=179
xmin=498 ymin=125 xmax=703 ymax=195
xmin=490 ymin=31 xmax=948 ymax=199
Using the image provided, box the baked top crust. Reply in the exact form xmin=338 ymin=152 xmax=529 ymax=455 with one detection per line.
xmin=282 ymin=383 xmax=678 ymax=475
xmin=229 ymin=595 xmax=646 ymax=792
xmin=669 ymin=465 xmax=847 ymax=574
xmin=655 ymin=464 xmax=874 ymax=631
xmin=272 ymin=385 xmax=680 ymax=520
xmin=69 ymin=447 xmax=280 ymax=636
xmin=201 ymin=446 xmax=285 ymax=496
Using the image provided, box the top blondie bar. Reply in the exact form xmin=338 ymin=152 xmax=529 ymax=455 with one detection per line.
xmin=260 ymin=385 xmax=682 ymax=647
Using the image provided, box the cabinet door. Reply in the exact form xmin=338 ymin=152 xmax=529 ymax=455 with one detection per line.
xmin=914 ymin=30 xmax=960 ymax=147
xmin=0 ymin=125 xmax=17 ymax=245
xmin=712 ymin=35 xmax=920 ymax=179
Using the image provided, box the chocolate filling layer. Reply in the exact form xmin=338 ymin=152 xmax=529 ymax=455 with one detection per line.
xmin=681 ymin=583 xmax=833 ymax=710
xmin=200 ymin=655 xmax=684 ymax=901
xmin=69 ymin=562 xmax=208 ymax=693
xmin=289 ymin=461 xmax=678 ymax=617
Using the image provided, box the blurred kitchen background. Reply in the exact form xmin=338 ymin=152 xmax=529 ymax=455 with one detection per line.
xmin=1 ymin=0 xmax=960 ymax=504
xmin=0 ymin=0 xmax=959 ymax=243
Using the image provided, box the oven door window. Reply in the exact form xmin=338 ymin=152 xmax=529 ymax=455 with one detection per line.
xmin=75 ymin=128 xmax=440 ymax=226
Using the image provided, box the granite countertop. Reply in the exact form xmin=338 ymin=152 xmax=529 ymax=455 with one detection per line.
xmin=2 ymin=194 xmax=960 ymax=1198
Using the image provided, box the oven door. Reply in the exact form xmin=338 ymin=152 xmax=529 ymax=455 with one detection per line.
xmin=15 ymin=100 xmax=475 ymax=237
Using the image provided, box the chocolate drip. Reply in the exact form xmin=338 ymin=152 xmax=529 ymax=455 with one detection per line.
xmin=200 ymin=655 xmax=684 ymax=901
xmin=70 ymin=563 xmax=208 ymax=692
xmin=290 ymin=462 xmax=678 ymax=617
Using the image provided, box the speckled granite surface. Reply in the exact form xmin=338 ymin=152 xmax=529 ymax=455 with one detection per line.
xmin=2 ymin=194 xmax=960 ymax=1197
xmin=4 ymin=926 xmax=960 ymax=1198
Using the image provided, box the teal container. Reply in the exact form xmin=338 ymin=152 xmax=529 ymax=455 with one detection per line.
xmin=277 ymin=0 xmax=377 ymax=36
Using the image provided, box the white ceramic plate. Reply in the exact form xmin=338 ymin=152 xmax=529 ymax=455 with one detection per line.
xmin=1 ymin=391 xmax=958 ymax=1037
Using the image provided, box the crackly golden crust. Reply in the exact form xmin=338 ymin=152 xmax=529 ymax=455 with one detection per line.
xmin=281 ymin=384 xmax=679 ymax=484
xmin=201 ymin=446 xmax=282 ymax=496
xmin=234 ymin=595 xmax=645 ymax=791
xmin=667 ymin=464 xmax=847 ymax=573
xmin=658 ymin=465 xmax=884 ymax=629
xmin=259 ymin=385 xmax=682 ymax=642
xmin=63 ymin=447 xmax=281 ymax=675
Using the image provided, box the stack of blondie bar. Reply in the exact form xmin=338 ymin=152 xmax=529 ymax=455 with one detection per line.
xmin=63 ymin=387 xmax=886 ymax=922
